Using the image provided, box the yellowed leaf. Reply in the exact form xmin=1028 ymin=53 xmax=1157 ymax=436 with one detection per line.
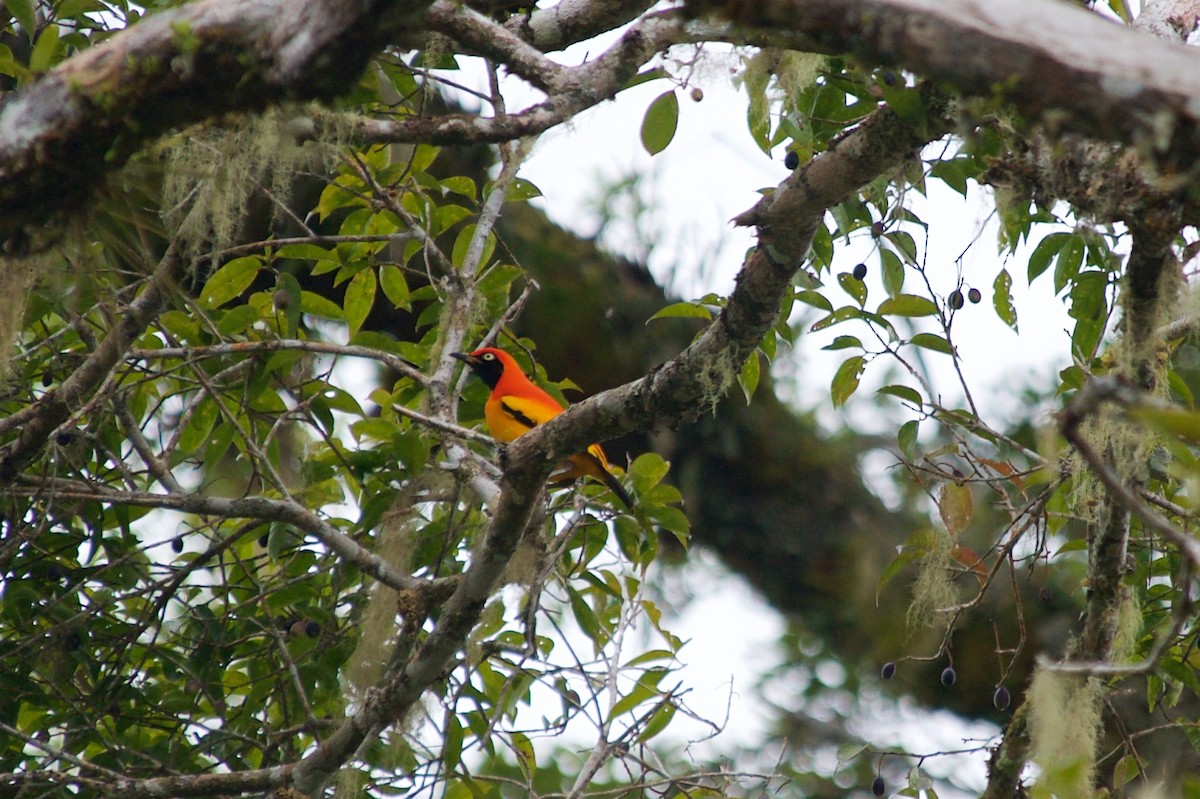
xmin=950 ymin=545 xmax=987 ymax=585
xmin=938 ymin=481 xmax=974 ymax=538
xmin=979 ymin=457 xmax=1025 ymax=490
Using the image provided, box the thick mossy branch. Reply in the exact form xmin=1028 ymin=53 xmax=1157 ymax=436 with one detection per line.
xmin=687 ymin=0 xmax=1200 ymax=175
xmin=1081 ymin=229 xmax=1179 ymax=661
xmin=0 ymin=0 xmax=435 ymax=248
xmin=1028 ymin=670 xmax=1103 ymax=799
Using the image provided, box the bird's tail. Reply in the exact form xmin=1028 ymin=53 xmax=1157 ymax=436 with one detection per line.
xmin=555 ymin=451 xmax=635 ymax=510
xmin=599 ymin=468 xmax=634 ymax=510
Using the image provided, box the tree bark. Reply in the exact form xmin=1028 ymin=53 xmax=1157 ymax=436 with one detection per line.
xmin=0 ymin=0 xmax=434 ymax=248
xmin=689 ymin=0 xmax=1200 ymax=176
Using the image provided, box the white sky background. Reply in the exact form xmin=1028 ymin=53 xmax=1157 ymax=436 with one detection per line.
xmin=441 ymin=19 xmax=1106 ymax=796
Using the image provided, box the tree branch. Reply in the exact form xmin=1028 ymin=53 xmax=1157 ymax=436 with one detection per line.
xmin=347 ymin=12 xmax=687 ymax=146
xmin=10 ymin=477 xmax=444 ymax=593
xmin=497 ymin=91 xmax=954 ymax=487
xmin=0 ymin=0 xmax=436 ymax=246
xmin=686 ymin=0 xmax=1200 ymax=173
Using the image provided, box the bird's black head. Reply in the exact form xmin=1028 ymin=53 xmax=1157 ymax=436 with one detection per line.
xmin=451 ymin=348 xmax=506 ymax=389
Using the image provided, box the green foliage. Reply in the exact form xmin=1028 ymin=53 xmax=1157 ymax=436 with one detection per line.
xmin=0 ymin=28 xmax=701 ymax=799
xmin=640 ymin=90 xmax=679 ymax=155
xmin=10 ymin=3 xmax=1200 ymax=799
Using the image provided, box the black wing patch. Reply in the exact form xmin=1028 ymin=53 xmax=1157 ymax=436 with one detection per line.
xmin=499 ymin=397 xmax=540 ymax=430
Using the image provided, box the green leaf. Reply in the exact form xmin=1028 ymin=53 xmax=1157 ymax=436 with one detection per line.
xmin=879 ymin=82 xmax=928 ymax=134
xmin=636 ymin=701 xmax=676 ymax=743
xmin=511 ymin=731 xmax=536 ymax=778
xmin=629 ymin=452 xmax=670 ymax=495
xmin=1027 ymin=232 xmax=1068 ymax=283
xmin=993 ymin=268 xmax=1018 ymax=331
xmin=443 ymin=714 xmax=464 ymax=773
xmin=795 ymin=290 xmax=832 ymax=311
xmin=884 ymin=231 xmax=919 ymax=265
xmin=300 ymin=290 xmax=344 ymax=320
xmin=1131 ymin=406 xmax=1200 ymax=445
xmin=878 ymin=384 xmax=922 ymax=406
xmin=177 ymin=397 xmax=219 ymax=457
xmin=878 ymin=294 xmax=938 ymax=317
xmin=641 ymin=90 xmax=679 ymax=155
xmin=610 ymin=680 xmax=658 ymax=720
xmin=505 ymin=178 xmax=542 ymax=202
xmin=567 ymin=585 xmax=606 ymax=651
xmin=29 ymin=24 xmax=59 ymax=73
xmin=343 ymin=268 xmax=376 ymax=337
xmin=738 ymin=351 xmax=760 ymax=403
xmin=910 ymin=332 xmax=953 ymax=355
xmin=838 ymin=272 xmax=867 ymax=307
xmin=199 ymin=256 xmax=261 ymax=309
xmin=880 ymin=248 xmax=905 ymax=298
xmin=624 ymin=649 xmax=678 ymax=667
xmin=810 ymin=306 xmax=866 ymax=332
xmin=876 ymin=546 xmax=923 ymax=596
xmin=822 ymin=335 xmax=862 ymax=351
xmin=451 ymin=224 xmax=495 ymax=272
xmin=647 ymin=301 xmax=712 ymax=322
xmin=7 ymin=0 xmax=35 ymax=39
xmin=276 ymin=243 xmax=337 ymax=262
xmin=1169 ymin=368 xmax=1195 ymax=409
xmin=379 ymin=264 xmax=410 ymax=310
xmin=836 ymin=743 xmax=869 ymax=770
xmin=0 ymin=43 xmax=29 ymax=82
xmin=831 ymin=355 xmax=866 ymax=408
xmin=622 ymin=67 xmax=668 ymax=90
xmin=930 ymin=157 xmax=969 ymax=196
xmin=1053 ymin=235 xmax=1084 ymax=295
xmin=216 ymin=304 xmax=262 ymax=337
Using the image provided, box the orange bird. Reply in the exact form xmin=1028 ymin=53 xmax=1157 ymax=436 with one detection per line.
xmin=451 ymin=347 xmax=633 ymax=509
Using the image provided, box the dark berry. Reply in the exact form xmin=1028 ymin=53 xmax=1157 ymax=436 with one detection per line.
xmin=55 ymin=430 xmax=75 ymax=446
xmin=65 ymin=632 xmax=82 ymax=652
xmin=881 ymin=70 xmax=898 ymax=87
xmin=881 ymin=661 xmax=896 ymax=680
xmin=289 ymin=621 xmax=307 ymax=637
xmin=948 ymin=289 xmax=964 ymax=310
xmin=940 ymin=666 xmax=957 ymax=687
xmin=273 ymin=289 xmax=291 ymax=311
xmin=993 ymin=686 xmax=1011 ymax=710
xmin=853 ymin=263 xmax=868 ymax=280
xmin=171 ymin=538 xmax=184 ymax=553
xmin=305 ymin=620 xmax=321 ymax=638
xmin=968 ymin=287 xmax=982 ymax=304
xmin=690 ymin=87 xmax=704 ymax=102
xmin=872 ymin=776 xmax=886 ymax=797
xmin=1039 ymin=587 xmax=1052 ymax=602
xmin=259 ymin=533 xmax=270 ymax=548
xmin=41 ymin=372 xmax=53 ymax=388
xmin=784 ymin=150 xmax=800 ymax=170
xmin=47 ymin=565 xmax=66 ymax=582
xmin=871 ymin=222 xmax=884 ymax=237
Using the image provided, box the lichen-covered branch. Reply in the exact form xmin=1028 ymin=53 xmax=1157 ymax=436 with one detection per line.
xmin=686 ymin=0 xmax=1200 ymax=173
xmin=0 ymin=0 xmax=435 ymax=247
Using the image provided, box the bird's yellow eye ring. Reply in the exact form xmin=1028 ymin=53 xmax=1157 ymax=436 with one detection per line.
xmin=482 ymin=353 xmax=495 ymax=361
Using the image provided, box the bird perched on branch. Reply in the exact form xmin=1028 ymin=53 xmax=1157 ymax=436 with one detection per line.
xmin=451 ymin=346 xmax=633 ymax=509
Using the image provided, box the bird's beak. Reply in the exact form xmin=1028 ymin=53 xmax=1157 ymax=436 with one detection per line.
xmin=450 ymin=351 xmax=477 ymax=366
